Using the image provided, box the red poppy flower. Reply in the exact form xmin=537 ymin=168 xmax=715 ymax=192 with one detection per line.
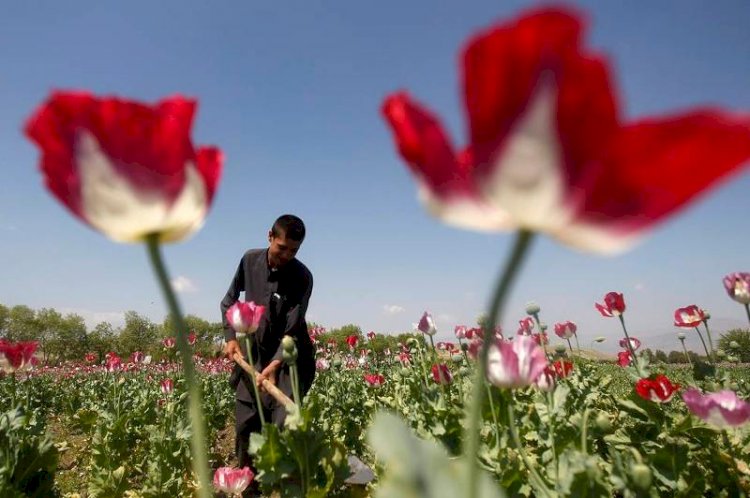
xmin=596 ymin=292 xmax=626 ymax=317
xmin=0 ymin=341 xmax=38 ymax=372
xmin=636 ymin=375 xmax=680 ymax=403
xmin=552 ymin=360 xmax=573 ymax=378
xmin=431 ymin=363 xmax=453 ymax=385
xmin=617 ymin=351 xmax=633 ymax=367
xmin=364 ymin=373 xmax=385 ymax=388
xmin=381 ymin=8 xmax=750 ymax=254
xmin=25 ymin=92 xmax=223 ymax=243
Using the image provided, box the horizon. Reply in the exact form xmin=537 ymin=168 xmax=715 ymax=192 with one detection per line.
xmin=1 ymin=0 xmax=749 ymax=355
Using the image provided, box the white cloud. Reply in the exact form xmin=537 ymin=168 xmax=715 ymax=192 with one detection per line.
xmin=383 ymin=304 xmax=405 ymax=315
xmin=634 ymin=282 xmax=646 ymax=291
xmin=171 ymin=275 xmax=198 ymax=293
xmin=59 ymin=308 xmax=126 ymax=328
xmin=437 ymin=313 xmax=455 ymax=323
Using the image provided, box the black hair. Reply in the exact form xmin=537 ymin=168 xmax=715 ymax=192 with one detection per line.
xmin=271 ymin=214 xmax=306 ymax=241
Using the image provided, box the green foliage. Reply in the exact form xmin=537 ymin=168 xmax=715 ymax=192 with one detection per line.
xmin=368 ymin=411 xmax=505 ymax=498
xmin=719 ymin=328 xmax=750 ymax=362
xmin=0 ymin=407 xmax=59 ymax=498
xmin=250 ymin=401 xmax=350 ymax=497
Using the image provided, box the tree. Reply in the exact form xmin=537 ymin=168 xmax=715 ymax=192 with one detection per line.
xmin=36 ymin=308 xmax=64 ymax=363
xmin=718 ymin=328 xmax=750 ymax=362
xmin=0 ymin=303 xmax=9 ymax=338
xmin=88 ymin=321 xmax=118 ymax=361
xmin=48 ymin=313 xmax=88 ymax=362
xmin=6 ymin=305 xmax=40 ymax=342
xmin=654 ymin=350 xmax=668 ymax=363
xmin=319 ymin=324 xmax=363 ymax=352
xmin=162 ymin=313 xmax=224 ymax=356
xmin=118 ymin=311 xmax=158 ymax=356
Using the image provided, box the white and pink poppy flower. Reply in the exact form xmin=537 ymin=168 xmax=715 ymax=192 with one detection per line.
xmin=225 ymin=301 xmax=266 ymax=336
xmin=673 ymin=305 xmax=706 ymax=328
xmin=517 ymin=317 xmax=534 ymax=336
xmin=619 ymin=337 xmax=641 ymax=351
xmin=381 ymin=8 xmax=750 ymax=254
xmin=417 ymin=312 xmax=437 ymax=336
xmin=25 ymin=92 xmax=223 ymax=244
xmin=554 ymin=321 xmax=577 ymax=339
xmin=454 ymin=325 xmax=468 ymax=339
xmin=723 ymin=273 xmax=750 ymax=305
xmin=431 ymin=364 xmax=453 ymax=385
xmin=160 ymin=378 xmax=174 ymax=394
xmin=486 ymin=335 xmax=547 ymax=389
xmin=213 ymin=467 xmax=254 ymax=496
xmin=682 ymin=389 xmax=750 ymax=429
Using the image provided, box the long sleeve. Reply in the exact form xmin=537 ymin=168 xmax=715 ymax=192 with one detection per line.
xmin=220 ymin=256 xmax=245 ymax=342
xmin=271 ymin=272 xmax=313 ymax=363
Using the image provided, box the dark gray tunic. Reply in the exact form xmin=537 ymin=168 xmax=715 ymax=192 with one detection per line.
xmin=221 ymin=248 xmax=315 ymax=403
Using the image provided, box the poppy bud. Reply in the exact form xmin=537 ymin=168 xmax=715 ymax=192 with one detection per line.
xmin=630 ymin=464 xmax=652 ymax=490
xmin=282 ymin=335 xmax=296 ymax=353
xmin=595 ymin=412 xmax=613 ymax=433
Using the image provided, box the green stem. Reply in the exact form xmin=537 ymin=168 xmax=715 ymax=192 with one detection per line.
xmin=486 ymin=384 xmax=501 ymax=451
xmin=507 ymin=392 xmax=553 ymax=498
xmin=617 ymin=315 xmax=643 ymax=377
xmin=291 ymin=362 xmax=301 ymax=406
xmin=574 ymin=334 xmax=581 ymax=355
xmin=703 ymin=321 xmax=716 ymax=361
xmin=245 ymin=335 xmax=266 ymax=426
xmin=580 ymin=408 xmax=591 ymax=455
xmin=694 ymin=327 xmax=711 ymax=361
xmin=745 ymin=304 xmax=750 ymax=327
xmin=566 ymin=338 xmax=573 ymax=355
xmin=680 ymin=340 xmax=693 ymax=368
xmin=145 ymin=234 xmax=210 ymax=498
xmin=465 ymin=230 xmax=535 ymax=498
xmin=458 ymin=337 xmax=470 ymax=364
xmin=545 ymin=390 xmax=559 ymax=487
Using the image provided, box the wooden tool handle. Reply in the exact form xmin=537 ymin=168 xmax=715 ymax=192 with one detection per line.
xmin=232 ymin=352 xmax=295 ymax=408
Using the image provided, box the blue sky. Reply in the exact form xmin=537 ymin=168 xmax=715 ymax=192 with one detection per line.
xmin=1 ymin=1 xmax=749 ymax=353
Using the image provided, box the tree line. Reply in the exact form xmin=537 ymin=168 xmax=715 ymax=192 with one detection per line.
xmin=0 ymin=303 xmax=225 ymax=364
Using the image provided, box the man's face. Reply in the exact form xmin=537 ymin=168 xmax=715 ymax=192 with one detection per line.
xmin=267 ymin=231 xmax=302 ymax=268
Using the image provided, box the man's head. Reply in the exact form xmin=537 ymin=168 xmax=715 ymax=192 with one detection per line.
xmin=267 ymin=214 xmax=306 ymax=268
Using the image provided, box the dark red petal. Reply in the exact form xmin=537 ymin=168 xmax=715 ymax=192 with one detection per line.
xmin=25 ymin=92 xmax=202 ymax=214
xmin=382 ymin=92 xmax=472 ymax=197
xmin=89 ymin=95 xmax=195 ymax=199
xmin=578 ymin=111 xmax=750 ymax=231
xmin=195 ymin=147 xmax=223 ymax=204
xmin=462 ymin=8 xmax=618 ymax=172
xmin=24 ymin=92 xmax=95 ymax=217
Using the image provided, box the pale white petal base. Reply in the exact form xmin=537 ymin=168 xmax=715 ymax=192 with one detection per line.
xmin=76 ymin=131 xmax=208 ymax=243
xmin=418 ymin=80 xmax=644 ymax=255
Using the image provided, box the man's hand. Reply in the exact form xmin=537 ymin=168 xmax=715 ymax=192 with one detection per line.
xmin=223 ymin=339 xmax=242 ymax=361
xmin=256 ymin=360 xmax=282 ymax=391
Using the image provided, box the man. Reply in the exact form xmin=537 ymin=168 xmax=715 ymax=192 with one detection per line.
xmin=221 ymin=214 xmax=315 ymax=476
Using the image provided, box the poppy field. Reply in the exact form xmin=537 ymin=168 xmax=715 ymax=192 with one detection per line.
xmin=2 ymin=306 xmax=750 ymax=498
xmin=3 ymin=3 xmax=750 ymax=498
